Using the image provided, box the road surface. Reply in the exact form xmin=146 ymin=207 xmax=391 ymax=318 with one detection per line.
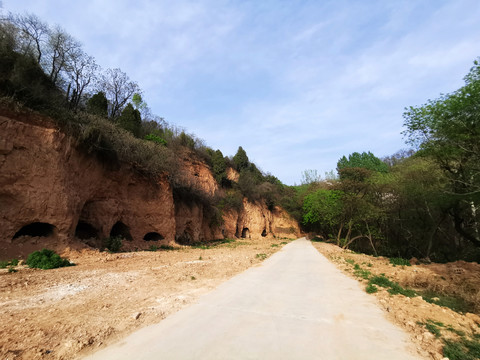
xmin=82 ymin=238 xmax=423 ymax=360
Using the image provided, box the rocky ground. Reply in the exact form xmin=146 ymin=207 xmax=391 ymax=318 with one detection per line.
xmin=312 ymin=241 xmax=480 ymax=360
xmin=0 ymin=237 xmax=292 ymax=360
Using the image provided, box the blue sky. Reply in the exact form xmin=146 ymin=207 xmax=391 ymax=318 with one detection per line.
xmin=3 ymin=0 xmax=480 ymax=184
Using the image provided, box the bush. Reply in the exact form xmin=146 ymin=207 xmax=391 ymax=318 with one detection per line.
xmin=144 ymin=133 xmax=167 ymax=146
xmin=26 ymin=249 xmax=74 ymax=269
xmin=102 ymin=236 xmax=123 ymax=252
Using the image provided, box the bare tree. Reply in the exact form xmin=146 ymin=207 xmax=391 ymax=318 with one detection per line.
xmin=65 ymin=48 xmax=98 ymax=110
xmin=8 ymin=12 xmax=49 ymax=63
xmin=46 ymin=25 xmax=81 ymax=86
xmin=99 ymin=68 xmax=140 ymax=118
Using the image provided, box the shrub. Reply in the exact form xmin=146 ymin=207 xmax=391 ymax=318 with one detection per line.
xmin=144 ymin=133 xmax=167 ymax=146
xmin=0 ymin=259 xmax=19 ymax=268
xmin=26 ymin=249 xmax=74 ymax=269
xmin=102 ymin=236 xmax=123 ymax=252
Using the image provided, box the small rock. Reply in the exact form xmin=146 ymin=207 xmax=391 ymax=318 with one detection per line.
xmin=134 ymin=312 xmax=142 ymax=320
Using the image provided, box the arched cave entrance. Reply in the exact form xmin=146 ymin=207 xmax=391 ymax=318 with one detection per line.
xmin=110 ymin=221 xmax=133 ymax=241
xmin=241 ymin=227 xmax=249 ymax=239
xmin=13 ymin=222 xmax=57 ymax=239
xmin=75 ymin=221 xmax=98 ymax=240
xmin=143 ymin=232 xmax=164 ymax=241
xmin=261 ymin=228 xmax=267 ymax=237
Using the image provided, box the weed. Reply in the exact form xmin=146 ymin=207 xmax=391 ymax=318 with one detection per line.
xmin=369 ymin=275 xmax=395 ymax=288
xmin=310 ymin=237 xmax=324 ymax=242
xmin=191 ymin=276 xmax=196 ymax=280
xmin=389 ymin=257 xmax=411 ymax=266
xmin=148 ymin=245 xmax=158 ymax=251
xmin=366 ymin=284 xmax=378 ymax=293
xmin=8 ymin=267 xmax=17 ymax=273
xmin=345 ymin=258 xmax=355 ymax=265
xmin=354 ymin=268 xmax=371 ymax=280
xmin=443 ymin=338 xmax=480 ymax=360
xmin=280 ymin=241 xmax=288 ymax=245
xmin=159 ymin=245 xmax=175 ymax=251
xmin=199 ymin=256 xmax=203 ymax=260
xmin=26 ymin=249 xmax=74 ymax=270
xmin=367 ymin=263 xmax=373 ymax=267
xmin=0 ymin=259 xmax=19 ymax=268
xmin=271 ymin=244 xmax=279 ymax=247
xmin=447 ymin=327 xmax=466 ymax=337
xmin=420 ymin=290 xmax=472 ymax=313
xmin=368 ymin=275 xmax=416 ymax=297
xmin=425 ymin=322 xmax=442 ymax=337
xmin=256 ymin=253 xmax=267 ymax=260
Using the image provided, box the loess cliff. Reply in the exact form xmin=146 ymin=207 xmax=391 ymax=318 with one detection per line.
xmin=0 ymin=111 xmax=300 ymax=259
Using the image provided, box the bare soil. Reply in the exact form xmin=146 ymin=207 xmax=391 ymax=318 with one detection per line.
xmin=312 ymin=241 xmax=480 ymax=360
xmin=0 ymin=237 xmax=291 ymax=360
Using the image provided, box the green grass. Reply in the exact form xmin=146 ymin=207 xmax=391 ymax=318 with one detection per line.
xmin=443 ymin=338 xmax=480 ymax=360
xmin=425 ymin=322 xmax=442 ymax=337
xmin=366 ymin=284 xmax=378 ymax=293
xmin=389 ymin=257 xmax=411 ymax=266
xmin=255 ymin=253 xmax=267 ymax=260
xmin=420 ymin=290 xmax=472 ymax=313
xmin=271 ymin=244 xmax=279 ymax=247
xmin=368 ymin=275 xmax=416 ymax=297
xmin=345 ymin=258 xmax=355 ymax=265
xmin=354 ymin=268 xmax=371 ymax=280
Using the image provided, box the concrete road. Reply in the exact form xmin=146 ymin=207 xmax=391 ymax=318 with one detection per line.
xmin=83 ymin=238 xmax=423 ymax=360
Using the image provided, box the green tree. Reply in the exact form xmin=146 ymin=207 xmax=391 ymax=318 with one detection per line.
xmin=233 ymin=146 xmax=249 ymax=171
xmin=117 ymin=103 xmax=141 ymax=137
xmin=337 ymin=151 xmax=388 ymax=180
xmin=303 ymin=189 xmax=343 ymax=236
xmin=403 ymin=58 xmax=480 ymax=247
xmin=86 ymin=91 xmax=108 ymax=117
xmin=212 ymin=149 xmax=227 ymax=185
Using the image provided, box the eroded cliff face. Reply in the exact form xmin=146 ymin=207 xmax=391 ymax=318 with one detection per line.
xmin=0 ymin=114 xmax=175 ymax=258
xmin=0 ymin=112 xmax=300 ymax=259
